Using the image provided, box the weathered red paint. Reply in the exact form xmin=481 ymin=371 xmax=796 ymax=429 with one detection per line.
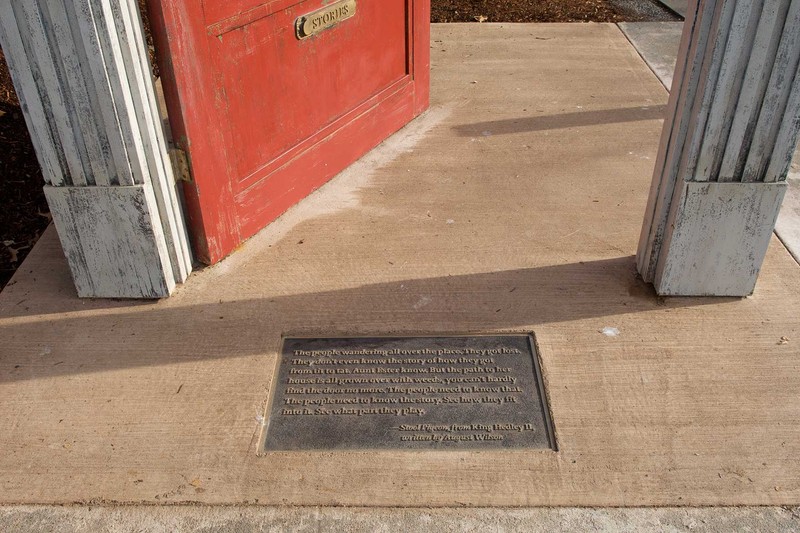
xmin=146 ymin=0 xmax=430 ymax=264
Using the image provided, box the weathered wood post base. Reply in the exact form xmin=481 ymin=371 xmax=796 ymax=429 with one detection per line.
xmin=653 ymin=181 xmax=786 ymax=295
xmin=43 ymin=185 xmax=180 ymax=298
xmin=0 ymin=0 xmax=191 ymax=298
xmin=638 ymin=0 xmax=800 ymax=296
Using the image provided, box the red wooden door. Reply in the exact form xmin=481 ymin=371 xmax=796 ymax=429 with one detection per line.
xmin=147 ymin=0 xmax=430 ymax=264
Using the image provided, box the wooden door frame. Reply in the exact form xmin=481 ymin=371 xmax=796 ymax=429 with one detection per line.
xmin=0 ymin=0 xmax=192 ymax=298
xmin=636 ymin=0 xmax=800 ymax=296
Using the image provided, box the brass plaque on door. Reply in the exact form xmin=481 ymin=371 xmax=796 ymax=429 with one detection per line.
xmin=295 ymin=0 xmax=357 ymax=40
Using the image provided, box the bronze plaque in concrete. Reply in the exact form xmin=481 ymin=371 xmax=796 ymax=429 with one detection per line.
xmin=261 ymin=335 xmax=556 ymax=451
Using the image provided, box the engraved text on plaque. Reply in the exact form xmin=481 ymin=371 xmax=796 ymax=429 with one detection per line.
xmin=262 ymin=335 xmax=555 ymax=450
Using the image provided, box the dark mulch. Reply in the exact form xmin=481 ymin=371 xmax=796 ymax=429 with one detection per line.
xmin=0 ymin=49 xmax=50 ymax=290
xmin=431 ymin=0 xmax=678 ymax=22
xmin=0 ymin=0 xmax=678 ymax=291
xmin=432 ymin=0 xmax=622 ymax=22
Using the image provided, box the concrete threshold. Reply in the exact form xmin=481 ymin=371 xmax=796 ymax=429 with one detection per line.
xmin=1 ymin=24 xmax=799 ymax=512
xmin=1 ymin=505 xmax=799 ymax=532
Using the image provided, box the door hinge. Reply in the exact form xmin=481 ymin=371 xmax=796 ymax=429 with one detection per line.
xmin=169 ymin=147 xmax=193 ymax=183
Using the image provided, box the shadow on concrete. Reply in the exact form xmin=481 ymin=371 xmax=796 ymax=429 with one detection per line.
xmin=0 ymin=252 xmax=737 ymax=384
xmin=452 ymin=105 xmax=667 ymax=136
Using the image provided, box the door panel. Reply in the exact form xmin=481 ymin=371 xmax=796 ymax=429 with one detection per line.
xmin=202 ymin=0 xmax=294 ymax=28
xmin=234 ymin=80 xmax=418 ymax=237
xmin=147 ymin=0 xmax=429 ymax=263
xmin=210 ymin=0 xmax=409 ymax=183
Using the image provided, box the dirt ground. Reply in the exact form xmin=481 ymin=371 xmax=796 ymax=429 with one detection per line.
xmin=0 ymin=49 xmax=50 ymax=290
xmin=0 ymin=0 xmax=679 ymax=290
xmin=431 ymin=0 xmax=676 ymax=22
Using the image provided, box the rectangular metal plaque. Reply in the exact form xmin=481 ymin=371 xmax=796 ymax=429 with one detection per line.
xmin=295 ymin=0 xmax=357 ymax=40
xmin=262 ymin=335 xmax=556 ymax=450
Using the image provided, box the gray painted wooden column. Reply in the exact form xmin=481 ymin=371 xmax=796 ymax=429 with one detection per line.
xmin=0 ymin=0 xmax=191 ymax=298
xmin=638 ymin=0 xmax=800 ymax=296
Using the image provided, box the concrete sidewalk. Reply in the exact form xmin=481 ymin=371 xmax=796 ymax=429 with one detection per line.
xmin=657 ymin=0 xmax=688 ymax=18
xmin=1 ymin=23 xmax=800 ymax=528
xmin=2 ymin=505 xmax=799 ymax=532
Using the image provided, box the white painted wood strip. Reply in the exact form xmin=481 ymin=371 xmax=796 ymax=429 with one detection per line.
xmin=61 ymin=0 xmax=126 ymax=187
xmin=12 ymin=4 xmax=79 ymax=184
xmin=31 ymin=0 xmax=101 ymax=186
xmin=88 ymin=0 xmax=144 ymax=186
xmin=116 ymin=0 xmax=192 ymax=280
xmin=719 ymin=0 xmax=792 ymax=180
xmin=637 ymin=1 xmax=700 ymax=278
xmin=16 ymin=1 xmax=86 ymax=185
xmin=44 ymin=185 xmax=175 ymax=298
xmin=43 ymin=0 xmax=113 ymax=186
xmin=694 ymin=0 xmax=762 ymax=182
xmin=86 ymin=0 xmax=191 ymax=283
xmin=0 ymin=5 xmax=64 ymax=185
xmin=679 ymin=0 xmax=736 ymax=183
xmin=742 ymin=0 xmax=800 ymax=182
xmin=130 ymin=0 xmax=192 ymax=279
xmin=103 ymin=0 xmax=151 ymax=187
xmin=764 ymin=62 xmax=800 ymax=183
xmin=72 ymin=0 xmax=133 ymax=186
xmin=27 ymin=0 xmax=95 ymax=185
xmin=637 ymin=0 xmax=719 ymax=280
